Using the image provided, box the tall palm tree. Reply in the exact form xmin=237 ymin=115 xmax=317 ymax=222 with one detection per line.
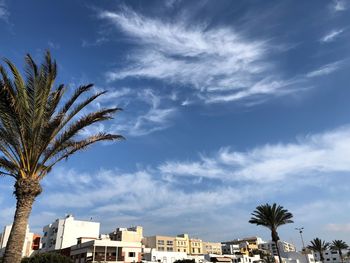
xmin=0 ymin=52 xmax=123 ymax=263
xmin=307 ymin=238 xmax=329 ymax=263
xmin=249 ymin=203 xmax=294 ymax=263
xmin=330 ymin=240 xmax=348 ymax=263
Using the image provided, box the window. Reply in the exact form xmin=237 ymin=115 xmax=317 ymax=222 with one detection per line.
xmin=167 ymin=241 xmax=173 ymax=245
xmin=129 ymin=252 xmax=136 ymax=257
xmin=158 ymin=240 xmax=165 ymax=245
xmin=167 ymin=247 xmax=173 ymax=252
xmin=158 ymin=247 xmax=165 ymax=251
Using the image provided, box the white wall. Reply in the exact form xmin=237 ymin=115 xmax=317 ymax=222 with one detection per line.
xmin=0 ymin=225 xmax=35 ymax=257
xmin=41 ymin=215 xmax=100 ymax=252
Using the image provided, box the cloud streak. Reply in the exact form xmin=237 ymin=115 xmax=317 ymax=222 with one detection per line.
xmin=321 ymin=29 xmax=344 ymax=43
xmin=99 ymin=8 xmax=307 ymax=104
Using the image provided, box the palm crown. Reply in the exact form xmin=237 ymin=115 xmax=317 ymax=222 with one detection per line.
xmin=249 ymin=203 xmax=294 ymax=235
xmin=0 ymin=52 xmax=123 ymax=181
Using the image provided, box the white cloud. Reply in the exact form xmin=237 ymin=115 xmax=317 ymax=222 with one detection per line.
xmin=159 ymin=125 xmax=350 ymax=182
xmin=306 ymin=61 xmax=341 ymax=78
xmin=332 ymin=0 xmax=347 ymax=12
xmin=321 ymin=29 xmax=344 ymax=43
xmin=99 ymin=9 xmax=305 ymax=104
xmin=326 ymin=223 xmax=350 ymax=232
xmin=110 ymin=89 xmax=177 ymax=136
xmin=79 ymin=87 xmax=177 ymax=137
xmin=0 ymin=0 xmax=9 ymax=22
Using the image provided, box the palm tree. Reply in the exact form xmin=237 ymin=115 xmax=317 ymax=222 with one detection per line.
xmin=249 ymin=203 xmax=294 ymax=263
xmin=307 ymin=238 xmax=329 ymax=263
xmin=330 ymin=240 xmax=348 ymax=263
xmin=0 ymin=52 xmax=123 ymax=263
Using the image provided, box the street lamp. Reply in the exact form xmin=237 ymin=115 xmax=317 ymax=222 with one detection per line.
xmin=295 ymin=227 xmax=308 ymax=263
xmin=295 ymin=227 xmax=305 ymax=251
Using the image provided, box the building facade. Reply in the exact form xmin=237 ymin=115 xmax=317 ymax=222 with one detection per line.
xmin=203 ymin=242 xmax=222 ymax=255
xmin=313 ymin=250 xmax=342 ymax=263
xmin=70 ymin=237 xmax=142 ymax=263
xmin=41 ymin=214 xmax=100 ymax=252
xmin=110 ymin=226 xmax=143 ymax=243
xmin=259 ymin=240 xmax=296 ymax=258
xmin=222 ymin=237 xmax=264 ymax=256
xmin=143 ymin=234 xmax=221 ymax=256
xmin=143 ymin=248 xmax=188 ymax=263
xmin=0 ymin=225 xmax=39 ymax=258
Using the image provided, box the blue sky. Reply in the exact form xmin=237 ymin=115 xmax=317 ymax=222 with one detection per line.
xmin=1 ymin=0 xmax=350 ymax=248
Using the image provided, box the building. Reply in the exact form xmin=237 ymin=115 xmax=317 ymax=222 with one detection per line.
xmin=313 ymin=250 xmax=342 ymax=263
xmin=0 ymin=225 xmax=40 ymax=258
xmin=189 ymin=238 xmax=203 ymax=255
xmin=204 ymin=254 xmax=261 ymax=263
xmin=175 ymin=234 xmax=190 ymax=253
xmin=203 ymin=242 xmax=222 ymax=255
xmin=70 ymin=236 xmax=142 ymax=263
xmin=143 ymin=233 xmax=221 ymax=256
xmin=221 ymin=243 xmax=240 ymax=255
xmin=222 ymin=237 xmax=264 ymax=256
xmin=110 ymin=226 xmax=143 ymax=243
xmin=143 ymin=248 xmax=188 ymax=263
xmin=259 ymin=241 xmax=296 ymax=258
xmin=41 ymin=214 xmax=100 ymax=252
xmin=143 ymin=235 xmax=176 ymax=252
xmin=283 ymin=251 xmax=316 ymax=263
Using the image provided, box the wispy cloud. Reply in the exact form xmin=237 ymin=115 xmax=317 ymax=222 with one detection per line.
xmin=160 ymin=125 xmax=350 ymax=182
xmin=306 ymin=61 xmax=342 ymax=78
xmin=0 ymin=0 xmax=9 ymax=22
xmin=332 ymin=0 xmax=347 ymax=12
xmin=326 ymin=223 xmax=350 ymax=232
xmin=99 ymin=8 xmax=306 ymax=104
xmin=321 ymin=29 xmax=344 ymax=43
xmin=80 ymin=87 xmax=177 ymax=137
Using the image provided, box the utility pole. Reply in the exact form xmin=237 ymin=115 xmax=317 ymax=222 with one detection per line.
xmin=295 ymin=227 xmax=308 ymax=263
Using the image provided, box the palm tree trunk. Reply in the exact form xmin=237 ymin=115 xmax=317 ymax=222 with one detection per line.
xmin=274 ymin=240 xmax=283 ymax=263
xmin=3 ymin=179 xmax=41 ymax=263
xmin=339 ymin=250 xmax=343 ymax=263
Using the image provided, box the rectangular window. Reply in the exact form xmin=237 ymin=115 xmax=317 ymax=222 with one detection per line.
xmin=158 ymin=240 xmax=165 ymax=245
xmin=158 ymin=247 xmax=165 ymax=251
xmin=167 ymin=241 xmax=173 ymax=245
xmin=167 ymin=247 xmax=173 ymax=252
xmin=129 ymin=252 xmax=136 ymax=257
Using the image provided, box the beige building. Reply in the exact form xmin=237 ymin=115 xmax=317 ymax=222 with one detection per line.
xmin=143 ymin=235 xmax=176 ymax=252
xmin=203 ymin=242 xmax=222 ymax=255
xmin=175 ymin=234 xmax=190 ymax=253
xmin=189 ymin=238 xmax=203 ymax=255
xmin=144 ymin=233 xmax=220 ymax=255
xmin=110 ymin=226 xmax=143 ymax=243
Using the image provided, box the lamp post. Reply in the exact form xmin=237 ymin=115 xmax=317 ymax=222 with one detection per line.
xmin=295 ymin=227 xmax=308 ymax=263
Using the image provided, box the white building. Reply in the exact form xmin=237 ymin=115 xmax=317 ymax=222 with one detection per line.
xmin=282 ymin=251 xmax=316 ymax=263
xmin=70 ymin=236 xmax=142 ymax=263
xmin=221 ymin=243 xmax=240 ymax=255
xmin=313 ymin=250 xmax=342 ymax=263
xmin=41 ymin=215 xmax=100 ymax=252
xmin=205 ymin=254 xmax=261 ymax=263
xmin=0 ymin=225 xmax=38 ymax=258
xmin=259 ymin=241 xmax=296 ymax=258
xmin=143 ymin=248 xmax=188 ymax=263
